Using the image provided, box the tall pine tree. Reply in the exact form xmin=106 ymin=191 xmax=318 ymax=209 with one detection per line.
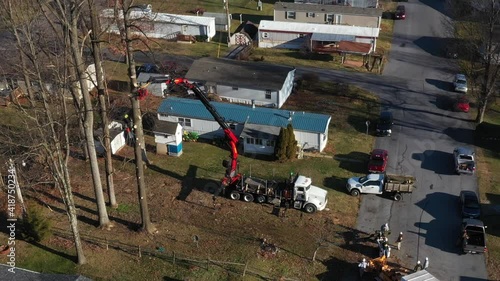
xmin=275 ymin=127 xmax=288 ymax=161
xmin=286 ymin=124 xmax=297 ymax=160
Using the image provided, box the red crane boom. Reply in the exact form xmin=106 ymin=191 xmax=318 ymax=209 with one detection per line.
xmin=166 ymin=78 xmax=242 ymax=189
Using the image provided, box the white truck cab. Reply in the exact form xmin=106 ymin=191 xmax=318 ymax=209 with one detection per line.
xmin=293 ymin=175 xmax=328 ymax=213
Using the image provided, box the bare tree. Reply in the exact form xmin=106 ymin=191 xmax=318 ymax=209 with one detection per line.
xmin=86 ymin=0 xmax=117 ymax=208
xmin=42 ymin=0 xmax=111 ymax=228
xmin=118 ymin=0 xmax=156 ymax=233
xmin=446 ymin=0 xmax=500 ymax=123
xmin=0 ymin=2 xmax=87 ymax=264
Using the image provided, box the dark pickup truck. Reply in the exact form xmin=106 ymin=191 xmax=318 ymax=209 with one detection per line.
xmin=461 ymin=218 xmax=487 ymax=254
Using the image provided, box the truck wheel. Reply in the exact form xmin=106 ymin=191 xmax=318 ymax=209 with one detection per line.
xmin=242 ymin=193 xmax=254 ymax=202
xmin=304 ymin=204 xmax=317 ymax=214
xmin=229 ymin=191 xmax=240 ymax=200
xmin=256 ymin=195 xmax=266 ymax=203
xmin=394 ymin=193 xmax=402 ymax=201
xmin=350 ymin=189 xmax=360 ymax=197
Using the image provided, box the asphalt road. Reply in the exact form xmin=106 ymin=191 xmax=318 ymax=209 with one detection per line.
xmin=126 ymin=2 xmax=488 ymax=278
xmin=350 ymin=0 xmax=486 ymax=280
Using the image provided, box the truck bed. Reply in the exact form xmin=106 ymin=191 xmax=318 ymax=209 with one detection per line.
xmin=384 ymin=174 xmax=416 ymax=193
xmin=241 ymin=177 xmax=276 ymax=195
xmin=464 ymin=230 xmax=486 ymax=253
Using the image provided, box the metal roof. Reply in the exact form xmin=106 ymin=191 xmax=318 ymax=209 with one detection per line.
xmin=100 ymin=9 xmax=215 ymax=26
xmin=259 ymin=20 xmax=380 ymax=37
xmin=185 ymin=57 xmax=295 ymax=90
xmin=401 ymin=270 xmax=439 ymax=281
xmin=274 ymin=2 xmax=383 ymax=17
xmin=240 ymin=124 xmax=281 ymax=139
xmin=311 ymin=33 xmax=355 ymax=41
xmin=157 ymin=97 xmax=331 ymax=134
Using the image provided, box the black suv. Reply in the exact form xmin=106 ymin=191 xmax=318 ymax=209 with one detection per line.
xmin=376 ymin=111 xmax=393 ymax=136
xmin=395 ymin=5 xmax=406 ymax=20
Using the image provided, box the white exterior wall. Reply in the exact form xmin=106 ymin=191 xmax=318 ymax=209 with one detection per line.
xmin=216 ymin=85 xmax=278 ymax=107
xmin=154 ymin=125 xmax=182 ymax=145
xmin=103 ymin=17 xmax=216 ymax=42
xmin=158 ymin=114 xmax=326 ymax=152
xmin=111 ymin=132 xmax=126 ymax=154
xmin=278 ymin=70 xmax=296 ymax=108
xmin=258 ymin=31 xmax=310 ymax=49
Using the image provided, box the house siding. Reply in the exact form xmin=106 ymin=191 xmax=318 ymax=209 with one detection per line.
xmin=100 ymin=10 xmax=216 ymax=41
xmin=259 ymin=31 xmax=310 ymax=49
xmin=158 ymin=114 xmax=327 ymax=153
xmin=216 ymin=85 xmax=278 ymax=107
xmin=274 ymin=11 xmax=379 ymax=28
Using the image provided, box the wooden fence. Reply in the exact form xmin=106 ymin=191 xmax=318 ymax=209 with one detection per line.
xmin=54 ymin=228 xmax=300 ymax=281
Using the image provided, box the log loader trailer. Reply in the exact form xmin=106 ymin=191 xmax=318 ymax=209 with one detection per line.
xmin=166 ymin=78 xmax=328 ymax=213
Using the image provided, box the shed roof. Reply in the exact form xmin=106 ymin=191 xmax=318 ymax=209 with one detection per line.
xmin=259 ymin=20 xmax=380 ymax=37
xmin=153 ymin=120 xmax=180 ymax=134
xmin=137 ymin=73 xmax=170 ymax=83
xmin=185 ymin=57 xmax=295 ymax=90
xmin=158 ymin=97 xmax=330 ymax=134
xmin=100 ymin=9 xmax=215 ymax=26
xmin=274 ymin=2 xmax=383 ymax=17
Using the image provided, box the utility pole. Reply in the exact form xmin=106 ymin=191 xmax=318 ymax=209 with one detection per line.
xmin=224 ymin=0 xmax=231 ymax=46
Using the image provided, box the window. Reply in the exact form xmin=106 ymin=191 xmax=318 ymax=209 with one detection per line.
xmin=230 ymin=124 xmax=236 ymax=130
xmin=255 ymin=139 xmax=263 ymax=145
xmin=265 ymin=90 xmax=272 ymax=99
xmin=326 ymin=14 xmax=334 ymax=23
xmin=246 ymin=138 xmax=254 ymax=144
xmin=266 ymin=140 xmax=276 ymax=147
xmin=232 ymin=86 xmax=239 ymax=90
xmin=286 ymin=11 xmax=296 ymax=19
xmin=159 ymin=113 xmax=168 ymax=118
xmin=307 ymin=12 xmax=315 ymax=18
xmin=178 ymin=117 xmax=191 ymax=127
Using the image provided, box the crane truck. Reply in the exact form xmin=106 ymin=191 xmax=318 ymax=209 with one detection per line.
xmin=165 ymin=78 xmax=328 ymax=213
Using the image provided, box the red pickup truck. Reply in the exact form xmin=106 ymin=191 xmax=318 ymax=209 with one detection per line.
xmin=368 ymin=149 xmax=388 ymax=173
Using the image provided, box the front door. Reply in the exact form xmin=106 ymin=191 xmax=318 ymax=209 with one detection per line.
xmin=362 ymin=180 xmax=382 ymax=194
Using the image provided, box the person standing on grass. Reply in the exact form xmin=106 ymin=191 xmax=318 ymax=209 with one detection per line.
xmin=396 ymin=232 xmax=403 ymax=250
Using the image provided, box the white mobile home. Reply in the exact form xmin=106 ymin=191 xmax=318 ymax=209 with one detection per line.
xmin=100 ymin=9 xmax=216 ymax=42
xmin=185 ymin=57 xmax=295 ymax=109
xmin=258 ymin=20 xmax=379 ymax=51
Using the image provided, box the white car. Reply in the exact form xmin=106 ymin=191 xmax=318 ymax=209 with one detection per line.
xmin=452 ymin=74 xmax=468 ymax=93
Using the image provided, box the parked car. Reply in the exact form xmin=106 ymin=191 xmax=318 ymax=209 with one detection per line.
xmin=453 ymin=147 xmax=476 ymax=175
xmin=454 ymin=96 xmax=470 ymax=112
xmin=376 ymin=111 xmax=394 ymax=136
xmin=395 ymin=5 xmax=406 ymax=19
xmin=452 ymin=74 xmax=468 ymax=93
xmin=460 ymin=190 xmax=481 ymax=219
xmin=368 ymin=149 xmax=389 ymax=173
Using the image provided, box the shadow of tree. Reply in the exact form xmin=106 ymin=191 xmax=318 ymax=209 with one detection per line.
xmin=335 ymin=152 xmax=369 ymax=174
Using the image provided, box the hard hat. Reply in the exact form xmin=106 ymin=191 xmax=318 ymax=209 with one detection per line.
xmin=425 ymin=257 xmax=428 ymax=260
xmin=400 ymin=232 xmax=403 ymax=235
xmin=124 ymin=114 xmax=129 ymax=118
xmin=417 ymin=260 xmax=421 ymax=264
xmin=363 ymin=258 xmax=366 ymax=262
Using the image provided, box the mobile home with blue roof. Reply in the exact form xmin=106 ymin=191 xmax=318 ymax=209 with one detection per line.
xmin=157 ymin=97 xmax=331 ymax=155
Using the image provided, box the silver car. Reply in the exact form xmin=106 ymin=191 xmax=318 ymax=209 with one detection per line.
xmin=452 ymin=74 xmax=468 ymax=93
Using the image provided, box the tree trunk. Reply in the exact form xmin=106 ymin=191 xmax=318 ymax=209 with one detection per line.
xmin=68 ymin=65 xmax=89 ymax=161
xmin=89 ymin=0 xmax=117 ymax=208
xmin=69 ymin=6 xmax=110 ymax=228
xmin=123 ymin=6 xmax=155 ymax=234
